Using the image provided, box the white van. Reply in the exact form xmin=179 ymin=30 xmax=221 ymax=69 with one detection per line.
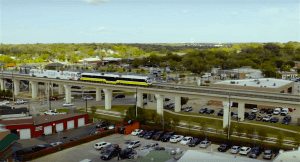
xmin=273 ymin=108 xmax=281 ymax=115
xmin=280 ymin=108 xmax=289 ymax=116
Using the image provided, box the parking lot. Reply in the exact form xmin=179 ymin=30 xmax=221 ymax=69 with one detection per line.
xmin=33 ymin=133 xmax=272 ymax=162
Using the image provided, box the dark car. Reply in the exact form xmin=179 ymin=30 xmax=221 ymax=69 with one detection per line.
xmin=95 ymin=121 xmax=108 ymax=128
xmin=217 ymin=110 xmax=223 ymax=116
xmin=89 ymin=131 xmax=100 ymax=135
xmin=119 ymin=148 xmax=137 ymax=159
xmin=267 ymin=109 xmax=274 ymax=114
xmin=282 ymin=115 xmax=291 ymax=125
xmin=101 ymin=144 xmax=120 ymax=153
xmin=218 ymin=144 xmax=231 ymax=152
xmin=166 ymin=103 xmax=175 ymax=109
xmin=152 ymin=131 xmax=165 ymax=141
xmin=256 ymin=115 xmax=263 ymax=121
xmin=154 ymin=147 xmax=165 ymax=151
xmin=164 ymin=131 xmax=176 ymax=136
xmin=249 ymin=146 xmax=264 ymax=158
xmin=114 ymin=94 xmax=125 ymax=98
xmin=13 ymin=147 xmax=35 ymax=161
xmin=161 ymin=135 xmax=172 ymax=142
xmin=260 ymin=109 xmax=267 ymax=114
xmin=101 ymin=147 xmax=121 ymax=160
xmin=247 ymin=113 xmax=256 ymax=120
xmin=138 ymin=130 xmax=148 ymax=138
xmin=70 ymin=137 xmax=80 ymax=141
xmin=188 ymin=138 xmax=201 ymax=147
xmin=32 ymin=144 xmax=51 ymax=152
xmin=205 ymin=110 xmax=215 ymax=114
xmin=270 ymin=117 xmax=279 ymax=123
xmin=199 ymin=107 xmax=208 ymax=114
xmin=144 ymin=130 xmax=156 ymax=139
xmin=244 ymin=112 xmax=249 ymax=118
xmin=165 ymin=98 xmax=171 ymax=101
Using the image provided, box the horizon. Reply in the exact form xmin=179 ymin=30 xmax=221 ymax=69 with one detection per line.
xmin=1 ymin=0 xmax=299 ymax=44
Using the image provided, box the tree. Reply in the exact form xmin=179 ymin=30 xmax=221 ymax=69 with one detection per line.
xmin=181 ymin=97 xmax=189 ymax=108
xmin=285 ymin=60 xmax=295 ymax=68
xmin=275 ymin=60 xmax=285 ymax=68
xmin=280 ymin=64 xmax=291 ymax=72
xmin=117 ymin=68 xmax=124 ymax=73
xmin=124 ymin=106 xmax=148 ymax=125
xmin=4 ymin=90 xmax=12 ymax=98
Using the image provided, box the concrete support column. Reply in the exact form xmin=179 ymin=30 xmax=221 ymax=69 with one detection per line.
xmin=238 ymin=102 xmax=245 ymax=122
xmin=58 ymin=84 xmax=64 ymax=95
xmin=30 ymin=81 xmax=38 ymax=98
xmin=64 ymin=85 xmax=72 ymax=103
xmin=96 ymin=87 xmax=101 ymax=102
xmin=222 ymin=101 xmax=230 ymax=128
xmin=51 ymin=83 xmax=54 ymax=96
xmin=0 ymin=79 xmax=4 ymax=90
xmin=103 ymin=89 xmax=112 ymax=110
xmin=155 ymin=94 xmax=164 ymax=115
xmin=137 ymin=91 xmax=143 ymax=107
xmin=175 ymin=95 xmax=181 ymax=112
xmin=13 ymin=79 xmax=19 ymax=96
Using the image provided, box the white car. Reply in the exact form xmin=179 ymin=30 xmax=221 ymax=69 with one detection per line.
xmin=273 ymin=108 xmax=281 ymax=115
xmin=199 ymin=140 xmax=211 ymax=148
xmin=239 ymin=147 xmax=251 ymax=155
xmin=2 ymin=100 xmax=10 ymax=104
xmin=126 ymin=140 xmax=141 ymax=149
xmin=230 ymin=146 xmax=241 ymax=154
xmin=94 ymin=142 xmax=111 ymax=150
xmin=64 ymin=97 xmax=74 ymax=100
xmin=170 ymin=135 xmax=184 ymax=143
xmin=63 ymin=103 xmax=74 ymax=107
xmin=180 ymin=136 xmax=193 ymax=145
xmin=252 ymin=108 xmax=259 ymax=113
xmin=44 ymin=110 xmax=59 ymax=115
xmin=262 ymin=115 xmax=273 ymax=122
xmin=280 ymin=108 xmax=289 ymax=116
xmin=107 ymin=125 xmax=115 ymax=130
xmin=131 ymin=129 xmax=143 ymax=136
xmin=49 ymin=142 xmax=62 ymax=147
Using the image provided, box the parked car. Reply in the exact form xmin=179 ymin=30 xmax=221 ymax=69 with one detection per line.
xmin=69 ymin=137 xmax=80 ymax=141
xmin=101 ymin=147 xmax=121 ymax=160
xmin=218 ymin=144 xmax=230 ymax=152
xmin=288 ymin=108 xmax=294 ymax=112
xmin=282 ymin=115 xmax=291 ymax=125
xmin=247 ymin=113 xmax=256 ymax=120
xmin=256 ymin=115 xmax=263 ymax=121
xmin=205 ymin=110 xmax=215 ymax=114
xmin=280 ymin=108 xmax=289 ymax=116
xmin=199 ymin=107 xmax=208 ymax=114
xmin=144 ymin=130 xmax=156 ymax=139
xmin=267 ymin=109 xmax=274 ymax=114
xmin=63 ymin=103 xmax=74 ymax=107
xmin=114 ymin=94 xmax=125 ymax=98
xmin=131 ymin=129 xmax=143 ymax=136
xmin=199 ymin=140 xmax=211 ymax=148
xmin=188 ymin=138 xmax=201 ymax=147
xmin=170 ymin=135 xmax=184 ymax=143
xmin=32 ymin=144 xmax=51 ymax=152
xmin=138 ymin=130 xmax=148 ymax=138
xmin=44 ymin=110 xmax=59 ymax=115
xmin=89 ymin=131 xmax=100 ymax=135
xmin=140 ymin=142 xmax=158 ymax=151
xmin=164 ymin=98 xmax=170 ymax=101
xmin=1 ymin=100 xmax=10 ymax=105
xmin=217 ymin=109 xmax=223 ymax=116
xmin=260 ymin=109 xmax=267 ymax=114
xmin=161 ymin=131 xmax=176 ymax=142
xmin=230 ymin=146 xmax=241 ymax=154
xmin=49 ymin=96 xmax=58 ymax=101
xmin=83 ymin=95 xmax=94 ymax=100
xmin=262 ymin=115 xmax=273 ymax=122
xmin=64 ymin=97 xmax=74 ymax=100
xmin=166 ymin=103 xmax=175 ymax=109
xmin=49 ymin=142 xmax=62 ymax=147
xmin=153 ymin=147 xmax=165 ymax=151
xmin=14 ymin=99 xmax=27 ymax=105
xmin=249 ymin=146 xmax=264 ymax=158
xmin=244 ymin=112 xmax=249 ymax=118
xmin=263 ymin=150 xmax=273 ymax=160
xmin=126 ymin=140 xmax=141 ymax=149
xmin=94 ymin=142 xmax=111 ymax=150
xmin=232 ymin=113 xmax=238 ymax=118
xmin=239 ymin=147 xmax=251 ymax=155
xmin=273 ymin=108 xmax=281 ymax=115
xmin=270 ymin=117 xmax=279 ymax=123
xmin=108 ymin=124 xmax=116 ymax=130
xmin=252 ymin=108 xmax=259 ymax=113
xmin=152 ymin=131 xmax=165 ymax=141
xmin=95 ymin=121 xmax=108 ymax=128
xmin=180 ymin=136 xmax=193 ymax=145
xmin=119 ymin=148 xmax=137 ymax=159
xmin=101 ymin=144 xmax=120 ymax=153
xmin=184 ymin=106 xmax=193 ymax=112
xmin=101 ymin=95 xmax=105 ymax=99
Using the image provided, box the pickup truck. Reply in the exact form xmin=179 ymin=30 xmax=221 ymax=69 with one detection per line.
xmin=44 ymin=110 xmax=67 ymax=115
xmin=14 ymin=99 xmax=27 ymax=105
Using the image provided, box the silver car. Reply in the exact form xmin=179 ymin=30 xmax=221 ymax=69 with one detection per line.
xmin=126 ymin=140 xmax=141 ymax=149
xmin=140 ymin=142 xmax=158 ymax=151
xmin=230 ymin=146 xmax=241 ymax=154
xmin=263 ymin=150 xmax=273 ymax=159
xmin=199 ymin=140 xmax=211 ymax=148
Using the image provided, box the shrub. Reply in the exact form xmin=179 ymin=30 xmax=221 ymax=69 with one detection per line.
xmin=204 ymin=80 xmax=211 ymax=83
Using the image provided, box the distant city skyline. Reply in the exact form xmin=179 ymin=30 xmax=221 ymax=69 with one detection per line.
xmin=1 ymin=0 xmax=299 ymax=44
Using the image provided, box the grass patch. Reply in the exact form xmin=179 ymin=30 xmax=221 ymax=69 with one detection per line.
xmin=244 ymin=120 xmax=300 ymax=132
xmin=93 ymin=105 xmax=134 ymax=112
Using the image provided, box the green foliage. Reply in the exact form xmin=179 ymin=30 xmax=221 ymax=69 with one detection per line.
xmin=132 ymin=58 xmax=142 ymax=68
xmin=181 ymin=97 xmax=189 ymax=108
xmin=124 ymin=106 xmax=148 ymax=125
xmin=204 ymin=80 xmax=211 ymax=83
xmin=179 ymin=74 xmax=185 ymax=78
xmin=235 ymin=125 xmax=244 ymax=137
xmin=276 ymin=132 xmax=284 ymax=147
xmin=280 ymin=64 xmax=291 ymax=71
xmin=4 ymin=90 xmax=12 ymax=98
xmin=171 ymin=116 xmax=180 ymax=131
xmin=162 ymin=72 xmax=166 ymax=76
xmin=258 ymin=128 xmax=268 ymax=141
xmin=117 ymin=68 xmax=124 ymax=73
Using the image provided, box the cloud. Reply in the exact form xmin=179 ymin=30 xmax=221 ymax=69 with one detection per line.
xmin=231 ymin=11 xmax=239 ymax=17
xmin=182 ymin=10 xmax=190 ymax=14
xmin=82 ymin=0 xmax=109 ymax=5
xmin=262 ymin=8 xmax=285 ymax=14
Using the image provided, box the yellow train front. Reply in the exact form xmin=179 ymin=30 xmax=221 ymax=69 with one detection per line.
xmin=79 ymin=72 xmax=152 ymax=86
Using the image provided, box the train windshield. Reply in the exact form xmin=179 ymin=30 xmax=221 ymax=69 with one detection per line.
xmin=147 ymin=78 xmax=152 ymax=83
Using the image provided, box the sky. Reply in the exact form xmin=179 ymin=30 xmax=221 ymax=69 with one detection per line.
xmin=1 ymin=0 xmax=299 ymax=44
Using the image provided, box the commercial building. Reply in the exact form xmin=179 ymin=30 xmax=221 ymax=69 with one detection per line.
xmin=0 ymin=113 xmax=88 ymax=139
xmin=217 ymin=66 xmax=263 ymax=79
xmin=272 ymin=147 xmax=300 ymax=162
xmin=0 ymin=125 xmax=19 ymax=162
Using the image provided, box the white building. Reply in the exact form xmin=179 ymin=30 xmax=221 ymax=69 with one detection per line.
xmin=272 ymin=147 xmax=300 ymax=162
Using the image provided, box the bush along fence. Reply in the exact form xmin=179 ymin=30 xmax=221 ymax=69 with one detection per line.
xmin=140 ymin=125 xmax=294 ymax=153
xmin=23 ymin=130 xmax=115 ymax=161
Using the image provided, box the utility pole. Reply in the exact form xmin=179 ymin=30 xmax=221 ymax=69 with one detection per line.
xmin=86 ymin=97 xmax=87 ymax=113
xmin=135 ymin=87 xmax=137 ymax=117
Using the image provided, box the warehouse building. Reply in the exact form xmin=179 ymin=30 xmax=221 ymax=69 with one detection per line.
xmin=0 ymin=113 xmax=88 ymax=139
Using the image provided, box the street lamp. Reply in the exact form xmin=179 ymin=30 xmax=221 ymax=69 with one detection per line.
xmin=135 ymin=87 xmax=137 ymax=117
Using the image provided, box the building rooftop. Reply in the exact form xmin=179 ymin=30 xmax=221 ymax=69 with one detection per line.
xmin=213 ymin=78 xmax=292 ymax=89
xmin=33 ymin=113 xmax=87 ymax=125
xmin=0 ymin=133 xmax=19 ymax=152
xmin=0 ymin=119 xmax=33 ymax=126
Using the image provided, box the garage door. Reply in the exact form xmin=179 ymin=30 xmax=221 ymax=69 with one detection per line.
xmin=78 ymin=118 xmax=85 ymax=127
xmin=44 ymin=125 xmax=52 ymax=135
xmin=67 ymin=120 xmax=75 ymax=129
xmin=19 ymin=129 xmax=31 ymax=139
xmin=56 ymin=123 xmax=64 ymax=132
